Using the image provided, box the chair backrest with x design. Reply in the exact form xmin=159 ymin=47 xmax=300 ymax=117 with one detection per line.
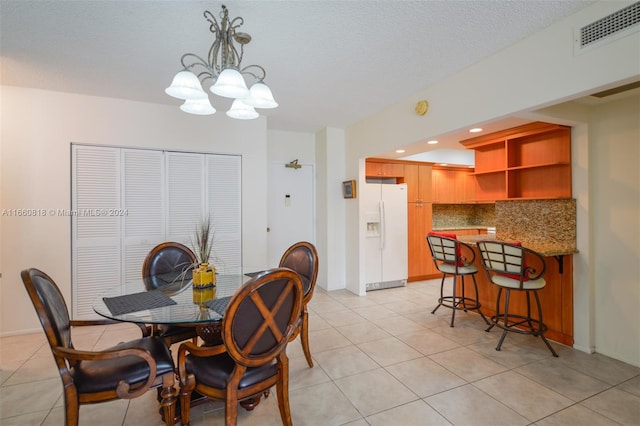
xmin=222 ymin=267 xmax=304 ymax=368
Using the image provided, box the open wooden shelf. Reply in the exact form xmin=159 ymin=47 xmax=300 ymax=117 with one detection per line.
xmin=461 ymin=122 xmax=571 ymax=201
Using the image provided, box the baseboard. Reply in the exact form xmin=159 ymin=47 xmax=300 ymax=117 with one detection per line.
xmin=366 ymin=279 xmax=407 ymax=292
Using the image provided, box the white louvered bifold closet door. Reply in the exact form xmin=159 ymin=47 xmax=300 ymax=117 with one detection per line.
xmin=122 ymin=149 xmax=165 ymax=284
xmin=207 ymin=155 xmax=242 ymax=274
xmin=166 ymin=152 xmax=205 ymax=247
xmin=72 ymin=145 xmax=122 ymax=318
xmin=72 ymin=146 xmax=242 ymax=319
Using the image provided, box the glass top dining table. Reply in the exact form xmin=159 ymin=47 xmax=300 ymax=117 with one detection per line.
xmin=93 ymin=271 xmax=259 ymax=326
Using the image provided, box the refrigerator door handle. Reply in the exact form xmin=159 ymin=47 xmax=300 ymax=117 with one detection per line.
xmin=379 ymin=200 xmax=385 ymax=249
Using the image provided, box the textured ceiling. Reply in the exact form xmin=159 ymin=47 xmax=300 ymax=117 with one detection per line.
xmin=1 ymin=0 xmax=593 ymax=135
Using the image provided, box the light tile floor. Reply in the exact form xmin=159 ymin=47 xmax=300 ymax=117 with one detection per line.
xmin=2 ymin=279 xmax=639 ymax=425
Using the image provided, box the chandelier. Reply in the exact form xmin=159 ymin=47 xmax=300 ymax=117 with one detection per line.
xmin=165 ymin=5 xmax=277 ymax=119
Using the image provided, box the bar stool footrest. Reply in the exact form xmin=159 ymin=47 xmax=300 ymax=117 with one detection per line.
xmin=438 ymin=296 xmax=482 ymax=312
xmin=488 ymin=314 xmax=547 ymax=335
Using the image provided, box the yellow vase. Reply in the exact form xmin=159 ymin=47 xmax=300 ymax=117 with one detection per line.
xmin=192 ymin=263 xmax=216 ymax=306
xmin=192 ymin=263 xmax=216 ymax=288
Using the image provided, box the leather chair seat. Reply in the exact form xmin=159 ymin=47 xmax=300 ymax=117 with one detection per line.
xmin=185 ymin=352 xmax=278 ymax=390
xmin=74 ymin=337 xmax=175 ymax=394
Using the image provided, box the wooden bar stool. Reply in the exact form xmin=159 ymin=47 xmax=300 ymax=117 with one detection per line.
xmin=476 ymin=240 xmax=558 ymax=357
xmin=426 ymin=232 xmax=490 ymax=327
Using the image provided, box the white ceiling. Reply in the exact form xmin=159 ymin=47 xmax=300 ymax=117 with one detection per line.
xmin=1 ymin=1 xmax=595 ymax=145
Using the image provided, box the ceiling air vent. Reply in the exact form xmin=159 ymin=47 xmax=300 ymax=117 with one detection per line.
xmin=575 ymin=2 xmax=640 ymax=52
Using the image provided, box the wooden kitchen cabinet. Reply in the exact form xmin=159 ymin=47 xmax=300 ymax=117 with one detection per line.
xmin=404 ymin=164 xmax=432 ymax=203
xmin=365 ymin=160 xmax=404 ymax=178
xmin=405 ymin=163 xmax=436 ymax=281
xmin=407 ymin=202 xmax=436 ymax=280
xmin=432 ymin=167 xmax=476 ymax=203
xmin=461 ymin=122 xmax=571 ymax=201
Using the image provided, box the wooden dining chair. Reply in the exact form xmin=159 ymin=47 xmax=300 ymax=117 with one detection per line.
xmin=21 ymin=268 xmax=178 ymax=426
xmin=177 ymin=268 xmax=304 ymax=426
xmin=142 ymin=242 xmax=199 ymax=346
xmin=279 ymin=241 xmax=319 ymax=367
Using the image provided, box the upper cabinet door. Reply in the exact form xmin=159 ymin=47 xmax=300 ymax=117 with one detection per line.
xmin=365 ymin=161 xmax=404 ymax=178
xmin=432 ymin=168 xmax=476 ymax=204
xmin=405 ymin=164 xmax=432 ymax=203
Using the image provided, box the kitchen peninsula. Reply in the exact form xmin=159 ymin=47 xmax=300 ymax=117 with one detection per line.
xmin=457 ymin=198 xmax=577 ymax=346
xmin=453 ymin=122 xmax=576 ymax=346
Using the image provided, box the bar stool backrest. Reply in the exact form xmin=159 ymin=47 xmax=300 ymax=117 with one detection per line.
xmin=477 ymin=241 xmax=545 ymax=288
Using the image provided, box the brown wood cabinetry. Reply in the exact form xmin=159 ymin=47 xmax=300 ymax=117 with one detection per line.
xmin=404 ymin=164 xmax=432 ymax=203
xmin=365 ymin=160 xmax=404 ymax=178
xmin=405 ymin=164 xmax=436 ymax=280
xmin=461 ymin=122 xmax=571 ymax=201
xmin=432 ymin=167 xmax=476 ymax=203
xmin=407 ymin=202 xmax=435 ymax=279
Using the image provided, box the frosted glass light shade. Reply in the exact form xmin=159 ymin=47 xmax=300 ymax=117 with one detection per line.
xmin=165 ymin=70 xmax=207 ymax=100
xmin=226 ymin=99 xmax=259 ymax=120
xmin=211 ymin=68 xmax=249 ymax=98
xmin=243 ymin=82 xmax=278 ymax=109
xmin=180 ymin=98 xmax=216 ymax=115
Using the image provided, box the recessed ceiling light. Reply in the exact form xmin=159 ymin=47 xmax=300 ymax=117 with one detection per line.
xmin=427 ymin=140 xmax=438 ymax=145
xmin=395 ymin=149 xmax=405 ymax=153
xmin=469 ymin=127 xmax=483 ymax=133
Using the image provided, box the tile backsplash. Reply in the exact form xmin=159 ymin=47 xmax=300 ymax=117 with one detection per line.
xmin=496 ymin=199 xmax=576 ymax=250
xmin=432 ymin=204 xmax=495 ymax=229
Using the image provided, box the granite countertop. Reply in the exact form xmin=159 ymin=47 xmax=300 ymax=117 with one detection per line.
xmin=457 ymin=233 xmax=578 ymax=257
xmin=435 ymin=199 xmax=578 ymax=257
xmin=432 ymin=226 xmax=495 ymax=231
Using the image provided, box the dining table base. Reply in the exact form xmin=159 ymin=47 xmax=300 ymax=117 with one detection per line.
xmin=195 ymin=323 xmax=224 ymax=346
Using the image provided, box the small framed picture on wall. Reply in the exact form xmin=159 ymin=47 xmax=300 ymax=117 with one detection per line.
xmin=342 ymin=180 xmax=356 ymax=199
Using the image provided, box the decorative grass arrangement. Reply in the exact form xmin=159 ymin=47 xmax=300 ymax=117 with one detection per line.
xmin=192 ymin=215 xmax=214 ymax=265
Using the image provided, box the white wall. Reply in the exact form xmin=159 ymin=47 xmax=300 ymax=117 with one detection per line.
xmin=344 ymin=1 xmax=640 ymax=365
xmin=531 ymin=95 xmax=640 ymax=366
xmin=591 ymin=95 xmax=640 ymax=365
xmin=266 ymin=128 xmax=348 ymax=292
xmin=0 ymin=86 xmax=268 ymax=335
xmin=267 ymin=129 xmax=315 ymax=164
xmin=315 ymin=128 xmax=347 ymax=291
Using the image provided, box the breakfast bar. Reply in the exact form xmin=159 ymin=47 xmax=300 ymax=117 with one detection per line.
xmin=454 ymin=199 xmax=578 ymax=346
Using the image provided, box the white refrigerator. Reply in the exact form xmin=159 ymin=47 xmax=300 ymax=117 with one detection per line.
xmin=362 ymin=182 xmax=408 ymax=291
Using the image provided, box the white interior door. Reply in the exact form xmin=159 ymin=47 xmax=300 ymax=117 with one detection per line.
xmin=267 ymin=162 xmax=315 ymax=268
